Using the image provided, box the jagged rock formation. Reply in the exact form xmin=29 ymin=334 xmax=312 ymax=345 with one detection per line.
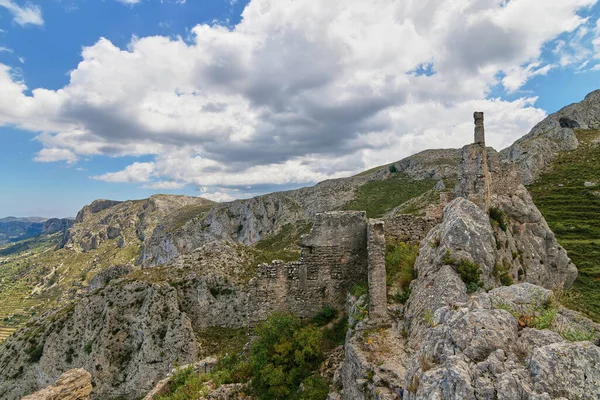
xmin=502 ymin=89 xmax=600 ymax=184
xmin=337 ymin=113 xmax=598 ymax=400
xmin=455 ymin=114 xmax=577 ymax=289
xmin=22 ymin=368 xmax=92 ymax=400
xmin=62 ymin=195 xmax=213 ymax=253
xmin=87 ymin=264 xmax=135 ymax=291
xmin=0 ymin=281 xmax=198 ymax=399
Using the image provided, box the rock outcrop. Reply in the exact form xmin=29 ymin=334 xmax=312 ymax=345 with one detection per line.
xmin=0 ymin=281 xmax=198 ymax=400
xmin=337 ymin=112 xmax=597 ymax=400
xmin=88 ymin=264 xmax=135 ymax=291
xmin=63 ymin=195 xmax=213 ymax=253
xmin=502 ymin=89 xmax=600 ymax=184
xmin=22 ymin=369 xmax=92 ymax=400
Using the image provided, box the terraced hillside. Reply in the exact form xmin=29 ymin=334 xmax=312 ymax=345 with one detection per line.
xmin=529 ymin=129 xmax=600 ymax=321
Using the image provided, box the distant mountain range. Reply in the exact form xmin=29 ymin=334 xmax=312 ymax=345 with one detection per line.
xmin=0 ymin=217 xmax=73 ymax=245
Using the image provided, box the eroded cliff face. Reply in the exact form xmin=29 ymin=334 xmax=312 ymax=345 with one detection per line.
xmin=0 ymin=281 xmax=198 ymax=400
xmin=63 ymin=195 xmax=213 ymax=253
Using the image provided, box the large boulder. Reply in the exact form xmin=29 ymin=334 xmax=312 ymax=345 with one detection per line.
xmin=22 ymin=369 xmax=92 ymax=400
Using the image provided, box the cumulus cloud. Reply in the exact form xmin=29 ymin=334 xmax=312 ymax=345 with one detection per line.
xmin=92 ymin=162 xmax=155 ymax=183
xmin=34 ymin=148 xmax=78 ymax=164
xmin=0 ymin=0 xmax=598 ymax=200
xmin=0 ymin=0 xmax=43 ymax=26
xmin=141 ymin=180 xmax=185 ymax=189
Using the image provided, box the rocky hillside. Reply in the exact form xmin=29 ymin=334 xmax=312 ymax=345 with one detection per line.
xmin=502 ymin=89 xmax=600 ymax=184
xmin=0 ymin=195 xmax=211 ymax=344
xmin=0 ymin=90 xmax=599 ymax=399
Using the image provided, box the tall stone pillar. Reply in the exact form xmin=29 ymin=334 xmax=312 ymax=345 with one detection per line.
xmin=474 ymin=111 xmax=485 ymax=145
xmin=367 ymin=219 xmax=387 ymax=321
xmin=454 ymin=112 xmax=492 ymax=210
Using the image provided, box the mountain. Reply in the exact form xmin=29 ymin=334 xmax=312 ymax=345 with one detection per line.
xmin=0 ymin=217 xmax=47 ymax=245
xmin=1 ymin=90 xmax=599 ymax=399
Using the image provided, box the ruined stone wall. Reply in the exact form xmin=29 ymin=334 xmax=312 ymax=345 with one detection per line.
xmin=178 ymin=211 xmax=371 ymax=329
xmin=383 ymin=214 xmax=440 ymax=243
xmin=367 ymin=220 xmax=387 ymax=320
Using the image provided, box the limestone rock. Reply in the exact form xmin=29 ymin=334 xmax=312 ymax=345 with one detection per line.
xmin=529 ymin=342 xmax=600 ymax=399
xmin=502 ymin=89 xmax=600 ymax=184
xmin=22 ymin=369 xmax=92 ymax=400
xmin=64 ymin=194 xmax=212 ymax=253
xmin=88 ymin=264 xmax=135 ymax=291
xmin=0 ymin=282 xmax=198 ymax=400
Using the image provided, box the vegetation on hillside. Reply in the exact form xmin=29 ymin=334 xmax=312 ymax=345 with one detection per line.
xmin=529 ymin=129 xmax=600 ymax=321
xmin=343 ymin=173 xmax=436 ymax=218
xmin=253 ymin=222 xmax=312 ymax=263
xmin=0 ymin=234 xmax=140 ymax=343
xmin=385 ymin=240 xmax=419 ymax=303
xmin=155 ymin=312 xmax=347 ymax=400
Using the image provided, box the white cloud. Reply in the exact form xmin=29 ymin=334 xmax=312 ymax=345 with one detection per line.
xmin=200 ymin=191 xmax=238 ymax=203
xmin=141 ymin=180 xmax=185 ymax=189
xmin=0 ymin=46 xmax=12 ymax=52
xmin=0 ymin=0 xmax=43 ymax=26
xmin=0 ymin=0 xmax=598 ymax=200
xmin=34 ymin=148 xmax=78 ymax=164
xmin=115 ymin=0 xmax=141 ymax=5
xmin=92 ymin=162 xmax=155 ymax=183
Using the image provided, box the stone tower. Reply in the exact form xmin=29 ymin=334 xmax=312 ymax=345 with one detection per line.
xmin=474 ymin=111 xmax=485 ymax=145
xmin=454 ymin=112 xmax=492 ymax=210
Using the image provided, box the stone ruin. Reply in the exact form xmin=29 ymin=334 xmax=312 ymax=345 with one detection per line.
xmin=181 ymin=111 xmax=575 ymax=330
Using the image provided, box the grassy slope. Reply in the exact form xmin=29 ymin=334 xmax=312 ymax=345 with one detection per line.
xmin=343 ymin=173 xmax=437 ymax=218
xmin=528 ymin=129 xmax=600 ymax=321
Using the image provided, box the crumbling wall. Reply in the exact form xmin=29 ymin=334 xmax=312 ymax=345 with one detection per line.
xmin=178 ymin=211 xmax=370 ymax=328
xmin=383 ymin=215 xmax=440 ymax=243
xmin=367 ymin=220 xmax=387 ymax=320
xmin=250 ymin=211 xmax=369 ymax=318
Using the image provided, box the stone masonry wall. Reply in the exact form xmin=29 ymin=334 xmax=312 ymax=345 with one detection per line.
xmin=367 ymin=220 xmax=387 ymax=321
xmin=383 ymin=214 xmax=440 ymax=243
xmin=177 ymin=211 xmax=371 ymax=329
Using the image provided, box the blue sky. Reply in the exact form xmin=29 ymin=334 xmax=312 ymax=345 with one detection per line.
xmin=0 ymin=0 xmax=599 ymax=217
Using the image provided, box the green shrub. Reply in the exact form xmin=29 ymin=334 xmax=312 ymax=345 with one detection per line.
xmin=26 ymin=344 xmax=44 ymax=363
xmin=456 ymin=260 xmax=481 ymax=290
xmin=83 ymin=342 xmax=93 ymax=354
xmin=494 ymin=263 xmax=514 ymax=286
xmin=350 ymin=281 xmax=369 ymax=298
xmin=388 ymin=164 xmax=398 ymax=173
xmin=311 ymin=306 xmax=337 ymax=326
xmin=324 ymin=316 xmax=348 ymax=345
xmin=561 ymin=327 xmax=595 ymax=342
xmin=385 ymin=241 xmax=418 ymax=289
xmin=443 ymin=250 xmax=482 ymax=292
xmin=531 ymin=307 xmax=557 ymax=330
xmin=250 ymin=314 xmax=325 ymax=400
xmin=392 ymin=289 xmax=411 ymax=304
xmin=299 ymin=374 xmax=329 ymax=400
xmin=489 ymin=207 xmax=507 ymax=231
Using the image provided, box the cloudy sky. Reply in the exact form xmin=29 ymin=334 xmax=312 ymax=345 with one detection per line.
xmin=1 ymin=0 xmax=599 ymax=217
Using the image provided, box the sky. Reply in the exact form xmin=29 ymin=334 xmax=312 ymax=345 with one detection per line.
xmin=0 ymin=0 xmax=599 ymax=218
